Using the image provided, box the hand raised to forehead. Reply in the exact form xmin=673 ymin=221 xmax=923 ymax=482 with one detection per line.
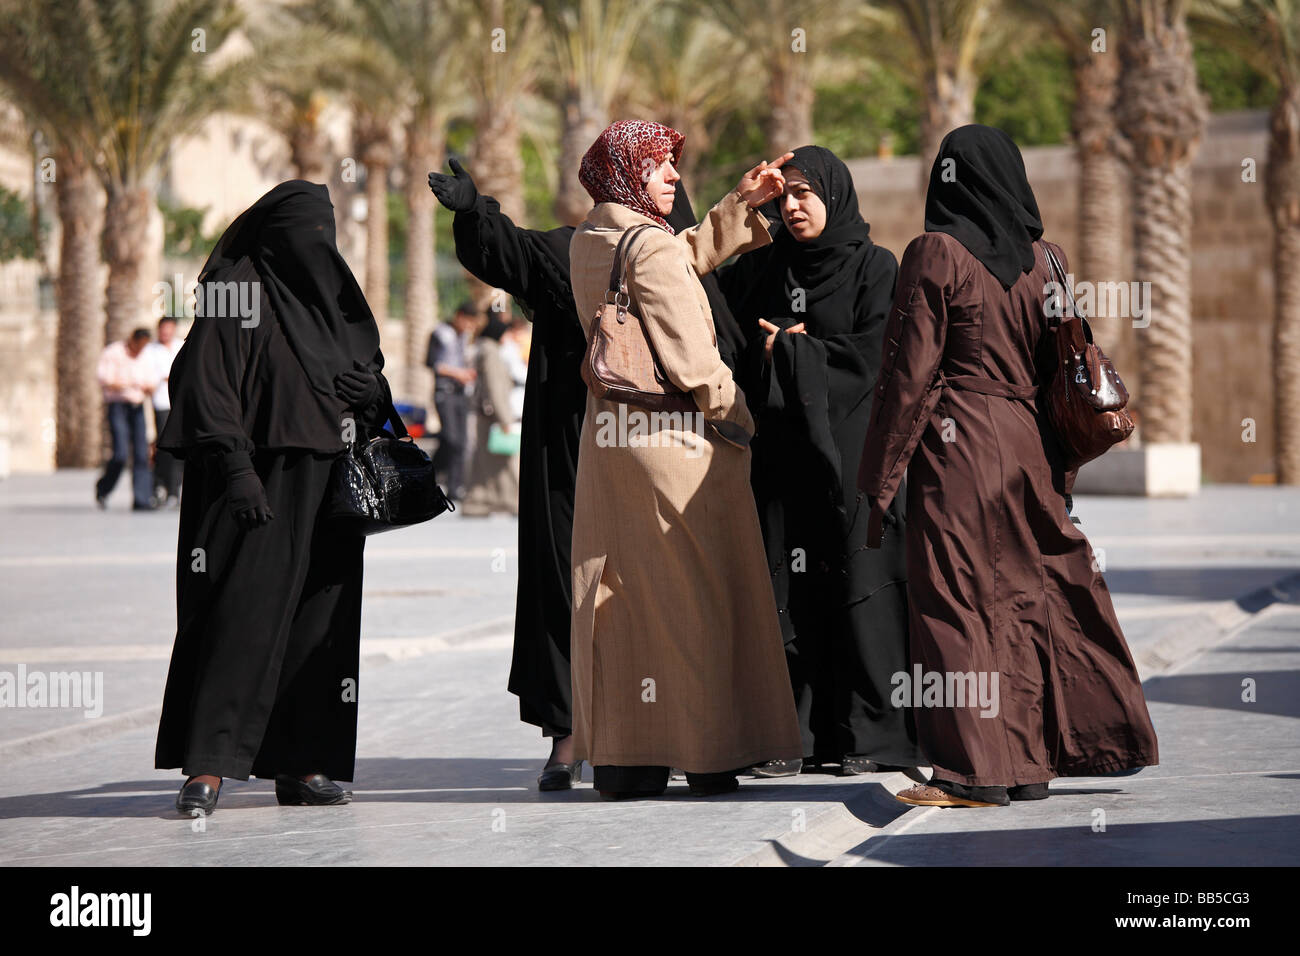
xmin=737 ymin=151 xmax=795 ymax=208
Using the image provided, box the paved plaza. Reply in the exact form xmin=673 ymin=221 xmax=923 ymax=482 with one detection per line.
xmin=1 ymin=472 xmax=1297 ymax=865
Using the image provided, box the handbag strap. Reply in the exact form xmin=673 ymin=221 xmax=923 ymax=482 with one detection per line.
xmin=1042 ymin=243 xmax=1094 ymax=344
xmin=607 ymin=224 xmax=658 ymax=297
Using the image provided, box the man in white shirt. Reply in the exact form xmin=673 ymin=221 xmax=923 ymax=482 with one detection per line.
xmin=95 ymin=328 xmax=161 ymax=510
xmin=143 ymin=316 xmax=184 ymax=507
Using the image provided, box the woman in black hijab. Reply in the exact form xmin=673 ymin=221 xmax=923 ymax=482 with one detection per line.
xmin=155 ymin=181 xmax=395 ymax=814
xmin=859 ymin=125 xmax=1157 ymax=807
xmin=715 ymin=145 xmax=922 ymax=776
xmin=430 ymin=160 xmax=742 ymax=790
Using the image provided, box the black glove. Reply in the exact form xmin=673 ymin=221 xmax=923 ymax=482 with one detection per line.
xmin=222 ymin=451 xmax=274 ymax=529
xmin=334 ymin=361 xmax=382 ymax=409
xmin=428 ymin=157 xmax=477 ymax=213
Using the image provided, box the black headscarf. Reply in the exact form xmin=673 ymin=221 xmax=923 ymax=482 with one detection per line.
xmin=761 ymin=145 xmax=876 ymax=310
xmin=923 ymin=124 xmax=1044 ymax=289
xmin=196 ymin=180 xmax=383 ymax=397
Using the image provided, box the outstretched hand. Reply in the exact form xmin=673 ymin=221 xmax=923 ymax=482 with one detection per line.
xmin=428 ymin=157 xmax=477 ymax=213
xmin=737 ymin=151 xmax=794 ymax=208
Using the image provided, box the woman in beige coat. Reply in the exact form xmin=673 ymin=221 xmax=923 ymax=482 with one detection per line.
xmin=568 ymin=120 xmax=803 ymax=797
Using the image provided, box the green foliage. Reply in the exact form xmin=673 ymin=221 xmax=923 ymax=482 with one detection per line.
xmin=0 ymin=185 xmax=39 ymax=263
xmin=815 ymin=63 xmax=922 ymax=159
xmin=975 ymin=43 xmax=1073 ymax=146
xmin=1193 ymin=37 xmax=1278 ymax=111
xmin=158 ymin=198 xmax=219 ymax=260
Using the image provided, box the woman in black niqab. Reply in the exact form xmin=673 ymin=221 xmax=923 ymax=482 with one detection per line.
xmin=715 ymin=146 xmax=922 ymax=775
xmin=155 ymin=180 xmax=393 ymax=814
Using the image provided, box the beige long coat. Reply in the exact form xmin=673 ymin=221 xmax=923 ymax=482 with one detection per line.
xmin=568 ymin=192 xmax=803 ymax=772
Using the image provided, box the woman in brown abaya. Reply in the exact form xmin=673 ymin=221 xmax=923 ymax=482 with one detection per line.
xmin=858 ymin=125 xmax=1158 ymax=808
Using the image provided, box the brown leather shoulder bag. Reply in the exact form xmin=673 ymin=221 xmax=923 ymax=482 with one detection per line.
xmin=581 ymin=223 xmax=696 ymax=413
xmin=1041 ymin=242 xmax=1135 ymax=469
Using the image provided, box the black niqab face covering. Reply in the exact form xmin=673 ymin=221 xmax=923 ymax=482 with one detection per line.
xmin=195 ymin=180 xmax=383 ymax=397
xmin=923 ymin=124 xmax=1044 ymax=289
xmin=768 ymin=145 xmax=875 ymax=307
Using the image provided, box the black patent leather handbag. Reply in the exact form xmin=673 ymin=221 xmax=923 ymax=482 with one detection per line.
xmin=327 ymin=401 xmax=454 ymax=535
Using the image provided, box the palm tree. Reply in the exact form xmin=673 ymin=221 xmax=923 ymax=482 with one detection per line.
xmin=347 ymin=0 xmax=471 ymax=401
xmin=66 ymin=0 xmax=247 ymax=346
xmin=1012 ymin=0 xmax=1132 ymax=372
xmin=622 ymin=6 xmax=754 ymax=187
xmin=0 ymin=4 xmax=104 ymax=465
xmin=541 ymin=0 xmax=657 ymax=226
xmin=869 ymin=0 xmax=1002 ymax=189
xmin=288 ymin=0 xmax=410 ymax=322
xmin=466 ymin=0 xmax=544 ymax=225
xmin=698 ymin=0 xmax=849 ymax=156
xmin=1194 ymin=0 xmax=1300 ymax=482
xmin=1115 ymin=0 xmax=1208 ymax=446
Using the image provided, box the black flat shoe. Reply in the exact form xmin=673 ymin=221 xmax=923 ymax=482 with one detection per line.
xmin=537 ymin=760 xmax=583 ymax=791
xmin=840 ymin=756 xmax=913 ymax=776
xmin=750 ymin=758 xmax=803 ymax=778
xmin=1008 ymin=782 xmax=1051 ymax=801
xmin=687 ymin=774 xmax=739 ymax=797
xmin=275 ymin=773 xmax=352 ymax=806
xmin=176 ymin=777 xmax=220 ymax=815
xmin=598 ymin=788 xmax=666 ymax=800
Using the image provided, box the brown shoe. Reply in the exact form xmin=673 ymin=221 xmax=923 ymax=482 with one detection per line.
xmin=895 ymin=783 xmax=1003 ymax=808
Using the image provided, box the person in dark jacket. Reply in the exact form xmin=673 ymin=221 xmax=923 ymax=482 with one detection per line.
xmin=155 ymin=181 xmax=394 ymax=815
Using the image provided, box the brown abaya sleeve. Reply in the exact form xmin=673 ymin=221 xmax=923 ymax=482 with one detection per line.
xmin=858 ymin=233 xmax=954 ymax=532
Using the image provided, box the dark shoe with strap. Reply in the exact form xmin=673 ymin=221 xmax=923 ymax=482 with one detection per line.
xmin=176 ymin=776 xmax=221 ymax=815
xmin=840 ymin=756 xmax=916 ymax=776
xmin=1009 ymin=782 xmax=1051 ymax=801
xmin=275 ymin=773 xmax=353 ymax=806
xmin=538 ymin=760 xmax=583 ymax=791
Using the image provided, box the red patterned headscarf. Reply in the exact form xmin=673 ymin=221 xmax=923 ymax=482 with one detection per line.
xmin=579 ymin=120 xmax=685 ymax=233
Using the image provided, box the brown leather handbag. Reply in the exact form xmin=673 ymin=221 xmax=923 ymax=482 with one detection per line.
xmin=581 ymin=223 xmax=696 ymax=413
xmin=1042 ymin=243 xmax=1135 ymax=468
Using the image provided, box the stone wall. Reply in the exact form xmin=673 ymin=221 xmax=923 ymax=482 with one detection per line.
xmin=846 ymin=110 xmax=1276 ymax=483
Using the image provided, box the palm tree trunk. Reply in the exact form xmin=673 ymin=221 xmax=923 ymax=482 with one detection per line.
xmin=555 ymin=90 xmax=606 ymax=227
xmin=918 ymin=66 xmax=976 ymax=191
xmin=1072 ymin=47 xmax=1131 ymax=383
xmin=1269 ymin=84 xmax=1300 ymax=482
xmin=766 ymin=58 xmax=814 ymax=154
xmin=1116 ymin=2 xmax=1206 ymax=445
xmin=357 ymin=123 xmax=392 ymax=323
xmin=54 ymin=151 xmax=104 ymax=468
xmin=469 ymin=99 xmax=525 ymax=310
xmin=101 ymin=183 xmax=153 ymax=348
xmin=474 ymin=102 xmax=526 ymax=224
xmin=404 ymin=108 xmax=442 ymax=402
xmin=1129 ymin=158 xmax=1194 ymax=443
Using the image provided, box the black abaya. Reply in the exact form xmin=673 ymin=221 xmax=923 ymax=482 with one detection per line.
xmin=155 ymin=181 xmax=390 ymax=781
xmin=715 ymin=146 xmax=921 ymax=766
xmin=451 ymin=183 xmax=732 ymax=738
